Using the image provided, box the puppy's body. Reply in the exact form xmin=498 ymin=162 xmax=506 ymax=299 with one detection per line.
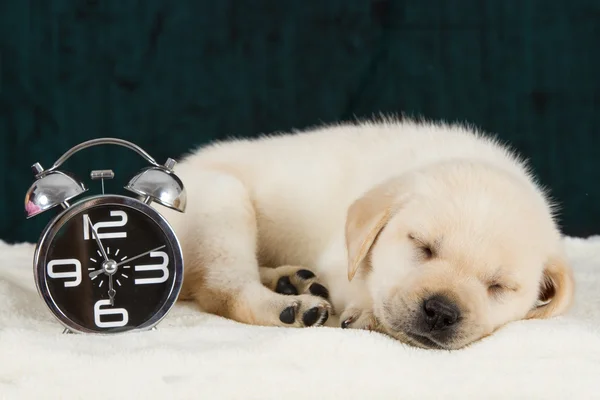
xmin=161 ymin=119 xmax=574 ymax=349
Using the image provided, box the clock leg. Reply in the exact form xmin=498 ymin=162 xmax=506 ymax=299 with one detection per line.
xmin=62 ymin=328 xmax=73 ymax=334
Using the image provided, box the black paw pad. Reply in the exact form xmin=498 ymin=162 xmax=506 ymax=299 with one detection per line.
xmin=302 ymin=307 xmax=321 ymax=326
xmin=296 ymin=269 xmax=316 ymax=280
xmin=309 ymin=283 xmax=329 ymax=299
xmin=275 ymin=276 xmax=298 ymax=295
xmin=280 ymin=306 xmax=296 ymax=324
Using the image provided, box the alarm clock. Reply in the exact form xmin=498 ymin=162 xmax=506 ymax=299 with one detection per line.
xmin=24 ymin=138 xmax=186 ymax=335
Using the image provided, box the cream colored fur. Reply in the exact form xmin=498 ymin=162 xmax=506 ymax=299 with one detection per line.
xmin=159 ymin=118 xmax=574 ymax=349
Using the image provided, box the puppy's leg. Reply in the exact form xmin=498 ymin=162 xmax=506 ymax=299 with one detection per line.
xmin=175 ymin=169 xmax=330 ymax=327
xmin=337 ymin=284 xmax=378 ymax=330
xmin=339 ymin=306 xmax=378 ymax=331
xmin=260 ymin=265 xmax=332 ymax=308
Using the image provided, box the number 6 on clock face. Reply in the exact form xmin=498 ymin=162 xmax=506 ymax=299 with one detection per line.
xmin=94 ymin=299 xmax=129 ymax=328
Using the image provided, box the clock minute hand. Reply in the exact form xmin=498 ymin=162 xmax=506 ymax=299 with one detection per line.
xmin=108 ymin=274 xmax=116 ymax=306
xmin=86 ymin=215 xmax=109 ymax=262
xmin=115 ymin=245 xmax=166 ymax=267
xmin=90 ymin=245 xmax=167 ymax=278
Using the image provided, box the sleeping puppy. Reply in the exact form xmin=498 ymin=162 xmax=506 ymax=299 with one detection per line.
xmin=160 ymin=118 xmax=574 ymax=350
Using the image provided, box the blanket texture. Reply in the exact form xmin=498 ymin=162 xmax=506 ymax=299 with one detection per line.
xmin=1 ymin=237 xmax=599 ymax=399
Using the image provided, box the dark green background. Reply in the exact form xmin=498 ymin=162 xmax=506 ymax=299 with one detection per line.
xmin=1 ymin=0 xmax=599 ymax=244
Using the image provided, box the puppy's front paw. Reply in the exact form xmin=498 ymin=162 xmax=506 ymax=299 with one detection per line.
xmin=278 ymin=295 xmax=331 ymax=327
xmin=340 ymin=307 xmax=378 ymax=331
xmin=260 ymin=266 xmax=333 ymax=327
xmin=260 ymin=265 xmax=331 ymax=301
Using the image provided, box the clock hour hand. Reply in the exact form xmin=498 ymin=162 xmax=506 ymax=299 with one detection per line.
xmin=89 ymin=268 xmax=105 ymax=279
xmin=86 ymin=215 xmax=109 ymax=262
xmin=115 ymin=245 xmax=166 ymax=267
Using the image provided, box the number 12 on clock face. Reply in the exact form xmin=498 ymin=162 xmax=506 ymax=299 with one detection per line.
xmin=82 ymin=211 xmax=128 ymax=240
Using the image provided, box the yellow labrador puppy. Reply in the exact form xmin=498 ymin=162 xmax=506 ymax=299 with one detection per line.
xmin=161 ymin=118 xmax=574 ymax=350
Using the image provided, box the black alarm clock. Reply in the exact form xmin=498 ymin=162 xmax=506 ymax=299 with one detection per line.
xmin=24 ymin=138 xmax=186 ymax=334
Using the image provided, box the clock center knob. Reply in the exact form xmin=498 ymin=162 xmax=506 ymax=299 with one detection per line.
xmin=103 ymin=260 xmax=118 ymax=275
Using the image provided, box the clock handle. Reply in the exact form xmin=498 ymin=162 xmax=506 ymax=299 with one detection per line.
xmin=25 ymin=137 xmax=186 ymax=218
xmin=47 ymin=138 xmax=161 ymax=173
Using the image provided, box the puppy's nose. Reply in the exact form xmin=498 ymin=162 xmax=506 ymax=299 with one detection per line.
xmin=422 ymin=295 xmax=460 ymax=331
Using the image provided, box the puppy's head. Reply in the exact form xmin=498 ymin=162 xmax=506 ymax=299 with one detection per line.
xmin=345 ymin=160 xmax=574 ymax=350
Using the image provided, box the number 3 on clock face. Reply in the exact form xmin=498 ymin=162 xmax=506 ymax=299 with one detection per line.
xmin=135 ymin=251 xmax=169 ymax=285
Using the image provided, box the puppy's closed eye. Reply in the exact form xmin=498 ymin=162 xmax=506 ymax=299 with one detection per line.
xmin=408 ymin=234 xmax=435 ymax=260
xmin=418 ymin=245 xmax=434 ymax=259
xmin=488 ymin=283 xmax=505 ymax=296
xmin=487 ymin=282 xmax=518 ymax=298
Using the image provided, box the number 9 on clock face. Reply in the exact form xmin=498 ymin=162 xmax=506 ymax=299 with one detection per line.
xmin=34 ymin=195 xmax=184 ymax=334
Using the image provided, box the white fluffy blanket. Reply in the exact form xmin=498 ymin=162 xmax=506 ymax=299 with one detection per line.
xmin=1 ymin=238 xmax=600 ymax=400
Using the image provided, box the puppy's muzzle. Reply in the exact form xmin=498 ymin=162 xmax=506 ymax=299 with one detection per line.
xmin=407 ymin=294 xmax=461 ymax=348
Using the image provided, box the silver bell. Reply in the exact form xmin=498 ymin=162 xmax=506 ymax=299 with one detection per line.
xmin=124 ymin=158 xmax=186 ymax=213
xmin=25 ymin=163 xmax=87 ymax=218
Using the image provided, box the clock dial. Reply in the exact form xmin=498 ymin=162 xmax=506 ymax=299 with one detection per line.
xmin=35 ymin=196 xmax=182 ymax=333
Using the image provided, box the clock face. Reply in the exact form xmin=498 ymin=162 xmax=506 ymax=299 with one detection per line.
xmin=35 ymin=196 xmax=183 ymax=333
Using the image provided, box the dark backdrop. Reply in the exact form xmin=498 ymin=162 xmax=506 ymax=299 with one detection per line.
xmin=1 ymin=0 xmax=599 ymax=244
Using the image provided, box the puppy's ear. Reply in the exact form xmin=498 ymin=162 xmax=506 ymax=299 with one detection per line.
xmin=345 ymin=179 xmax=406 ymax=281
xmin=526 ymin=255 xmax=575 ymax=319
